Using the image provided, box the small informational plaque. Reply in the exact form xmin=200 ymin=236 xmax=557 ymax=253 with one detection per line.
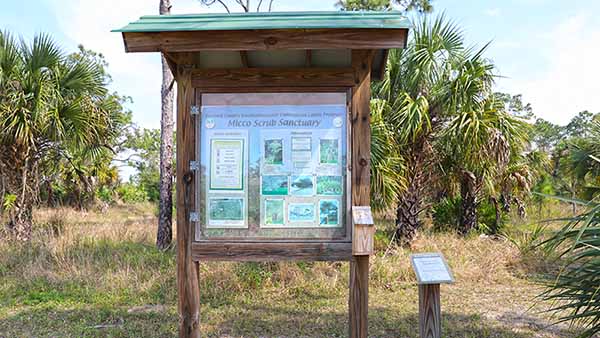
xmin=352 ymin=206 xmax=374 ymax=225
xmin=410 ymin=252 xmax=454 ymax=284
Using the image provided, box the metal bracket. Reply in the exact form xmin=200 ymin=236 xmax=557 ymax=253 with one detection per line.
xmin=190 ymin=105 xmax=200 ymax=115
xmin=190 ymin=160 xmax=200 ymax=171
xmin=189 ymin=212 xmax=199 ymax=223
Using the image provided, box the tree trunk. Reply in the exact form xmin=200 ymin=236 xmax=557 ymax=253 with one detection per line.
xmin=460 ymin=170 xmax=477 ymax=234
xmin=1 ymin=145 xmax=35 ymax=241
xmin=489 ymin=196 xmax=500 ymax=234
xmin=394 ymin=139 xmax=429 ymax=245
xmin=157 ymin=0 xmax=175 ymax=251
xmin=8 ymin=203 xmax=33 ymax=241
xmin=395 ymin=177 xmax=423 ymax=245
xmin=46 ymin=181 xmax=54 ymax=207
xmin=500 ymin=193 xmax=511 ymax=212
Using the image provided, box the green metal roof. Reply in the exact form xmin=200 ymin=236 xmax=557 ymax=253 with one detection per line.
xmin=113 ymin=11 xmax=410 ymax=33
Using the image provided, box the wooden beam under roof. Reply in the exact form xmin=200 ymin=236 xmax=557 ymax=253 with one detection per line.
xmin=373 ymin=49 xmax=390 ymax=81
xmin=121 ymin=28 xmax=408 ymax=53
xmin=191 ymin=67 xmax=356 ymax=88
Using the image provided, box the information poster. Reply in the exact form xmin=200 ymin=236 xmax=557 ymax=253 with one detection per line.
xmin=200 ymin=102 xmax=346 ymax=230
xmin=210 ymin=139 xmax=244 ymax=190
xmin=202 ymin=129 xmax=248 ymax=228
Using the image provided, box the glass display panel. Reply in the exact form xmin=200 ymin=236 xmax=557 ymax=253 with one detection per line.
xmin=196 ymin=93 xmax=348 ymax=240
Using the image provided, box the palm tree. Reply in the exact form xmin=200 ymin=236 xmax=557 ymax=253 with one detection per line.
xmin=566 ymin=123 xmax=600 ymax=199
xmin=0 ymin=32 xmax=124 ymax=240
xmin=540 ymin=152 xmax=600 ymax=337
xmin=371 ymin=15 xmax=503 ymax=243
xmin=491 ymin=160 xmax=535 ymax=231
xmin=440 ymin=95 xmax=531 ymax=233
xmin=551 ymin=122 xmax=600 ymax=214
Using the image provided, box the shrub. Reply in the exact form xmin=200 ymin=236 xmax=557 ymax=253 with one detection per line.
xmin=132 ymin=167 xmax=160 ymax=202
xmin=477 ymin=199 xmax=508 ymax=234
xmin=116 ymin=183 xmax=148 ymax=203
xmin=96 ymin=186 xmax=115 ymax=204
xmin=432 ymin=196 xmax=507 ymax=234
xmin=432 ymin=197 xmax=461 ymax=231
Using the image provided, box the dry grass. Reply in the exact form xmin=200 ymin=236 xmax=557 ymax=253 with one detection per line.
xmin=0 ymin=204 xmax=584 ymax=337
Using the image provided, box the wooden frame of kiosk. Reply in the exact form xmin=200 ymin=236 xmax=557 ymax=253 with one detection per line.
xmin=115 ymin=11 xmax=409 ymax=338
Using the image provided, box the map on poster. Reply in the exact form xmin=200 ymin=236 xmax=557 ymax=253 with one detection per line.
xmin=200 ymin=103 xmax=346 ymax=229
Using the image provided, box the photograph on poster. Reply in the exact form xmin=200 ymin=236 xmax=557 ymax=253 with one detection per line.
xmin=209 ymin=198 xmax=244 ymax=223
xmin=264 ymin=199 xmax=285 ymax=225
xmin=316 ymin=176 xmax=343 ymax=195
xmin=261 ymin=175 xmax=289 ymax=195
xmin=319 ymin=139 xmax=339 ymax=165
xmin=290 ymin=175 xmax=314 ymax=196
xmin=264 ymin=138 xmax=284 ymax=165
xmin=210 ymin=139 xmax=244 ymax=190
xmin=288 ymin=203 xmax=315 ymax=222
xmin=319 ymin=199 xmax=339 ymax=226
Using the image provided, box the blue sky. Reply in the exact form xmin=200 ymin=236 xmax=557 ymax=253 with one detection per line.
xmin=2 ymin=0 xmax=600 ymax=129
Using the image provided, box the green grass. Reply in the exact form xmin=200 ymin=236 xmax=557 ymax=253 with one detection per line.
xmin=0 ymin=204 xmax=585 ymax=337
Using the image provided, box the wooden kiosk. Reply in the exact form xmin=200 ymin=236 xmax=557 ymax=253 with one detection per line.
xmin=115 ymin=11 xmax=409 ymax=337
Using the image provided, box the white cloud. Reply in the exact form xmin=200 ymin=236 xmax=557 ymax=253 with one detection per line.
xmin=44 ymin=0 xmax=335 ymax=179
xmin=44 ymin=0 xmax=213 ymax=180
xmin=484 ymin=8 xmax=501 ymax=17
xmin=46 ymin=0 xmax=209 ymax=129
xmin=499 ymin=13 xmax=600 ymax=125
xmin=45 ymin=2 xmax=600 ymax=130
xmin=45 ymin=0 xmax=335 ymax=130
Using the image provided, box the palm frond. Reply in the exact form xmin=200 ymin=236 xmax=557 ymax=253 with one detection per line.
xmin=539 ymin=199 xmax=600 ymax=337
xmin=21 ymin=33 xmax=62 ymax=73
xmin=394 ymin=93 xmax=431 ymax=144
xmin=370 ymin=98 xmax=406 ymax=211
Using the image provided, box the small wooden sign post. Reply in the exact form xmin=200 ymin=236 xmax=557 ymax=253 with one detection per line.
xmin=410 ymin=253 xmax=454 ymax=338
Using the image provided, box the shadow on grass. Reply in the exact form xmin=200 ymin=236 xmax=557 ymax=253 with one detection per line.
xmin=204 ymin=302 xmax=570 ymax=338
xmin=0 ymin=302 xmax=575 ymax=338
xmin=0 ymin=305 xmax=178 ymax=337
xmin=0 ymin=239 xmax=178 ymax=308
xmin=2 ymin=240 xmax=274 ymax=312
xmin=0 ymin=238 xmax=576 ymax=337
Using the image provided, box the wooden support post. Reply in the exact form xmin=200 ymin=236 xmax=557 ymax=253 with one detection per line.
xmin=176 ymin=57 xmax=201 ymax=338
xmin=418 ymin=284 xmax=441 ymax=338
xmin=349 ymin=49 xmax=374 ymax=338
xmin=349 ymin=255 xmax=369 ymax=337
